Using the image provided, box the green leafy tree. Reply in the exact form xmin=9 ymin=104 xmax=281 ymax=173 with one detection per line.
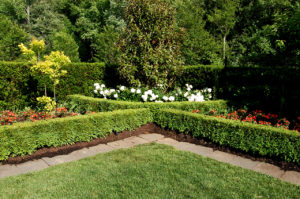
xmin=118 ymin=0 xmax=184 ymax=89
xmin=50 ymin=31 xmax=80 ymax=62
xmin=94 ymin=25 xmax=120 ymax=64
xmin=0 ymin=15 xmax=28 ymax=61
xmin=206 ymin=0 xmax=239 ymax=61
xmin=174 ymin=0 xmax=222 ymax=65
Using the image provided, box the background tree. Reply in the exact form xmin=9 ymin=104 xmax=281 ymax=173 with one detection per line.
xmin=50 ymin=31 xmax=80 ymax=62
xmin=174 ymin=0 xmax=222 ymax=65
xmin=0 ymin=14 xmax=28 ymax=61
xmin=205 ymin=0 xmax=239 ymax=63
xmin=118 ymin=0 xmax=184 ymax=89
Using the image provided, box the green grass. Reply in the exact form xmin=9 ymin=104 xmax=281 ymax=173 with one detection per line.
xmin=0 ymin=143 xmax=299 ymax=199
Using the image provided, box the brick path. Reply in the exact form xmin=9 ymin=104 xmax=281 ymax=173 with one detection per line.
xmin=0 ymin=133 xmax=299 ymax=185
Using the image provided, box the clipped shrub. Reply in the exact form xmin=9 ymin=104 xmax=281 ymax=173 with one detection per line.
xmin=0 ymin=108 xmax=152 ymax=161
xmin=176 ymin=64 xmax=223 ymax=90
xmin=66 ymin=94 xmax=228 ymax=114
xmin=155 ymin=109 xmax=300 ymax=164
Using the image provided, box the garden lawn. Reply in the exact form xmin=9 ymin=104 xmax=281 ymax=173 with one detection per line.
xmin=0 ymin=143 xmax=299 ymax=199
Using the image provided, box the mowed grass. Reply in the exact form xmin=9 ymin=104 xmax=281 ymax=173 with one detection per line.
xmin=0 ymin=143 xmax=299 ymax=199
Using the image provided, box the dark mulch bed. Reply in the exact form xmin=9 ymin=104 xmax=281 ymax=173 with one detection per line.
xmin=2 ymin=123 xmax=300 ymax=172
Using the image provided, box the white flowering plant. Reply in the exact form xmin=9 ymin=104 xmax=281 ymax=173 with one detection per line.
xmin=93 ymin=83 xmax=213 ymax=103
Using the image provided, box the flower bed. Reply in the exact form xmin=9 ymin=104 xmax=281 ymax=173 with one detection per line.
xmin=93 ymin=83 xmax=213 ymax=102
xmin=0 ymin=107 xmax=85 ymax=126
xmin=192 ymin=109 xmax=300 ymax=132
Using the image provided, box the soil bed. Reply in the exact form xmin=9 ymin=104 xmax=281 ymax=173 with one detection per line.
xmin=2 ymin=123 xmax=300 ymax=172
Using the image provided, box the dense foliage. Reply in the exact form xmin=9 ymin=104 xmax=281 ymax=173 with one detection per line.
xmin=0 ymin=0 xmax=298 ymax=67
xmin=117 ymin=0 xmax=183 ymax=88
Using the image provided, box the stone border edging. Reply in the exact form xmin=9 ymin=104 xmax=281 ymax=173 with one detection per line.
xmin=0 ymin=133 xmax=299 ymax=186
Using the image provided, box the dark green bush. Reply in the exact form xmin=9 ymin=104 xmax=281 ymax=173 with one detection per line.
xmin=154 ymin=109 xmax=300 ymax=164
xmin=66 ymin=94 xmax=228 ymax=114
xmin=0 ymin=108 xmax=152 ymax=161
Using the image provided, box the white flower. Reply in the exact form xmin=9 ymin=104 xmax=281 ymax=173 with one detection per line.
xmin=196 ymin=95 xmax=204 ymax=102
xmin=207 ymin=88 xmax=212 ymax=93
xmin=141 ymin=95 xmax=148 ymax=102
xmin=94 ymin=83 xmax=100 ymax=87
xmin=184 ymin=92 xmax=189 ymax=97
xmin=100 ymin=91 xmax=104 ymax=95
xmin=169 ymin=96 xmax=175 ymax=101
xmin=120 ymin=86 xmax=125 ymax=91
xmin=162 ymin=96 xmax=169 ymax=101
xmin=93 ymin=90 xmax=98 ymax=94
xmin=136 ymin=89 xmax=141 ymax=94
xmin=145 ymin=90 xmax=153 ymax=95
xmin=187 ymin=87 xmax=191 ymax=91
xmin=110 ymin=89 xmax=115 ymax=93
xmin=104 ymin=90 xmax=109 ymax=94
xmin=101 ymin=84 xmax=105 ymax=88
xmin=130 ymin=88 xmax=136 ymax=93
xmin=113 ymin=93 xmax=118 ymax=98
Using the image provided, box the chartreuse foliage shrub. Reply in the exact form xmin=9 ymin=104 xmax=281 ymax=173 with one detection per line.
xmin=0 ymin=108 xmax=152 ymax=161
xmin=66 ymin=94 xmax=228 ymax=114
xmin=154 ymin=109 xmax=300 ymax=164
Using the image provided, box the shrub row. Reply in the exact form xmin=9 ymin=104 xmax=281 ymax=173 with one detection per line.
xmin=0 ymin=108 xmax=152 ymax=161
xmin=0 ymin=61 xmax=105 ymax=110
xmin=66 ymin=94 xmax=228 ymax=114
xmin=154 ymin=109 xmax=300 ymax=164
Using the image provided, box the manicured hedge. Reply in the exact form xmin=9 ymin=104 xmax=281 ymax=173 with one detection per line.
xmin=0 ymin=62 xmax=34 ymax=110
xmin=66 ymin=94 xmax=228 ymax=114
xmin=154 ymin=109 xmax=300 ymax=164
xmin=217 ymin=66 xmax=300 ymax=118
xmin=0 ymin=61 xmax=106 ymax=110
xmin=0 ymin=108 xmax=152 ymax=161
xmin=175 ymin=64 xmax=223 ymax=93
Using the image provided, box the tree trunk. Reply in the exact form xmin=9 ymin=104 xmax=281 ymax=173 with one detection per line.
xmin=53 ymin=84 xmax=56 ymax=102
xmin=223 ymin=34 xmax=226 ymax=60
xmin=44 ymin=84 xmax=47 ymax=97
xmin=25 ymin=1 xmax=31 ymax=31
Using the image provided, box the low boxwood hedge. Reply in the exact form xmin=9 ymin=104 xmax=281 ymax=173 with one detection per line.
xmin=0 ymin=108 xmax=152 ymax=161
xmin=154 ymin=109 xmax=300 ymax=164
xmin=66 ymin=94 xmax=228 ymax=114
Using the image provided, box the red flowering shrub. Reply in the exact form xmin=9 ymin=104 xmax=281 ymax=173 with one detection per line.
xmin=192 ymin=108 xmax=299 ymax=131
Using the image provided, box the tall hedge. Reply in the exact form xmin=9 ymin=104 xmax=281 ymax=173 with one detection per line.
xmin=217 ymin=66 xmax=300 ymax=118
xmin=0 ymin=62 xmax=34 ymax=109
xmin=0 ymin=61 xmax=106 ymax=110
